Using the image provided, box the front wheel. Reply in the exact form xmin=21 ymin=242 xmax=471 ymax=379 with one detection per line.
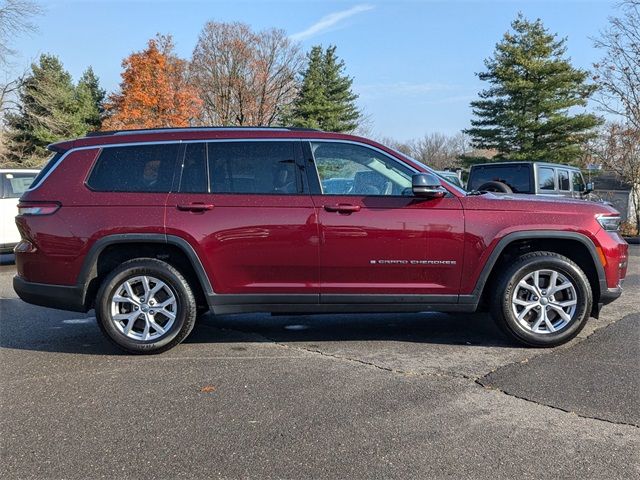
xmin=491 ymin=252 xmax=592 ymax=347
xmin=95 ymin=258 xmax=197 ymax=354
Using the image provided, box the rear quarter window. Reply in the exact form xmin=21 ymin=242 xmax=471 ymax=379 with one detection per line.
xmin=87 ymin=144 xmax=180 ymax=192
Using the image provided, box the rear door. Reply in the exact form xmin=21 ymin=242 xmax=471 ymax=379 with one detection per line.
xmin=304 ymin=141 xmax=464 ymax=299
xmin=165 ymin=140 xmax=319 ymax=299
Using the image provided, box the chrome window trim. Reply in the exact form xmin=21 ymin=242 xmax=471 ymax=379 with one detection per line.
xmin=28 ymin=137 xmax=447 ymax=193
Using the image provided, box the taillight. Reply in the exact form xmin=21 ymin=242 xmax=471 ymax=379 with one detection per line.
xmin=17 ymin=202 xmax=60 ymax=216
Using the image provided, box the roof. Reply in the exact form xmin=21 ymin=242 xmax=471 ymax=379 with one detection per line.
xmin=47 ymin=126 xmax=371 ymax=152
xmin=470 ymin=161 xmax=581 ymax=170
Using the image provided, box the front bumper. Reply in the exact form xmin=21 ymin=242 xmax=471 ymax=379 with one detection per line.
xmin=13 ymin=275 xmax=87 ymax=312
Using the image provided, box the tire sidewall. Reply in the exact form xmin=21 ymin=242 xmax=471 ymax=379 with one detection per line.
xmin=96 ymin=262 xmax=192 ymax=353
xmin=499 ymin=256 xmax=592 ymax=346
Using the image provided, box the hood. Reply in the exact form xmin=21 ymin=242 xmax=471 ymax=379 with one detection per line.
xmin=462 ymin=192 xmax=620 ymax=215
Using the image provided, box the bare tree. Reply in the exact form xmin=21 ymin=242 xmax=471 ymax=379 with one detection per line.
xmin=191 ymin=21 xmax=302 ymax=126
xmin=402 ymin=132 xmax=468 ymax=170
xmin=588 ymin=123 xmax=640 ymax=233
xmin=0 ymin=0 xmax=41 ymax=64
xmin=592 ymin=0 xmax=640 ymax=232
xmin=593 ymin=0 xmax=640 ymax=129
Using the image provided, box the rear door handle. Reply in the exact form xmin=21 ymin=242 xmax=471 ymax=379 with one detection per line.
xmin=323 ymin=204 xmax=361 ymax=214
xmin=176 ymin=203 xmax=214 ymax=212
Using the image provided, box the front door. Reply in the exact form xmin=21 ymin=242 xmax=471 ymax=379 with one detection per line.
xmin=305 ymin=141 xmax=464 ymax=300
xmin=165 ymin=140 xmax=319 ymax=299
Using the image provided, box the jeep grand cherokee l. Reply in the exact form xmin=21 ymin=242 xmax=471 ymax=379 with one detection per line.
xmin=13 ymin=127 xmax=628 ymax=354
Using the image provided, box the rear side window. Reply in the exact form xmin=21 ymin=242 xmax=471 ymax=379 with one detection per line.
xmin=88 ymin=144 xmax=179 ymax=192
xmin=208 ymin=141 xmax=298 ymax=194
xmin=572 ymin=171 xmax=585 ymax=192
xmin=179 ymin=143 xmax=208 ymax=193
xmin=558 ymin=169 xmax=570 ymax=191
xmin=2 ymin=172 xmax=39 ymax=198
xmin=538 ymin=167 xmax=555 ymax=191
xmin=468 ymin=165 xmax=531 ymax=193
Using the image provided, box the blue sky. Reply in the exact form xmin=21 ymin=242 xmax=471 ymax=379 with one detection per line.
xmin=8 ymin=0 xmax=616 ymax=141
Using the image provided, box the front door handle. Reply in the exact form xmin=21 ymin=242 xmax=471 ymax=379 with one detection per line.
xmin=176 ymin=203 xmax=214 ymax=212
xmin=323 ymin=204 xmax=361 ymax=214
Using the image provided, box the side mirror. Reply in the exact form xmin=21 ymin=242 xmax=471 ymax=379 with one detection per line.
xmin=412 ymin=173 xmax=446 ymax=198
xmin=584 ymin=182 xmax=594 ymax=194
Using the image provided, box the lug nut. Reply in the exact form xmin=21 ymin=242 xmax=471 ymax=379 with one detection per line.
xmin=541 ymin=290 xmax=547 ymax=295
xmin=533 ymin=296 xmax=538 ymax=301
xmin=139 ymin=298 xmax=145 ymax=303
xmin=149 ymin=300 xmax=155 ymax=306
xmin=149 ymin=310 xmax=155 ymax=315
xmin=134 ymin=306 xmax=139 ymax=311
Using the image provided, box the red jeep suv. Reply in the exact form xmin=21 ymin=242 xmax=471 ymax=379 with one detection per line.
xmin=13 ymin=128 xmax=628 ymax=354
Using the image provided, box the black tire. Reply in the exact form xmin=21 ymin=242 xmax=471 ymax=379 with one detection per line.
xmin=490 ymin=251 xmax=592 ymax=347
xmin=95 ymin=258 xmax=197 ymax=354
xmin=478 ymin=181 xmax=513 ymax=193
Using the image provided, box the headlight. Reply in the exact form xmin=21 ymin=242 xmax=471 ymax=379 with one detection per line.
xmin=596 ymin=214 xmax=621 ymax=232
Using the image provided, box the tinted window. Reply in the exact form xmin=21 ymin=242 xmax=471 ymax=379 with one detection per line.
xmin=558 ymin=169 xmax=570 ymax=191
xmin=468 ymin=165 xmax=531 ymax=193
xmin=311 ymin=142 xmax=412 ymax=196
xmin=88 ymin=144 xmax=179 ymax=192
xmin=208 ymin=141 xmax=298 ymax=194
xmin=179 ymin=143 xmax=208 ymax=193
xmin=572 ymin=171 xmax=585 ymax=192
xmin=2 ymin=172 xmax=39 ymax=198
xmin=538 ymin=167 xmax=555 ymax=191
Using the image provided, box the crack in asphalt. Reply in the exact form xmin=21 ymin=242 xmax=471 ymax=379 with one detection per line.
xmin=476 ymin=379 xmax=640 ymax=429
xmin=211 ymin=318 xmax=638 ymax=430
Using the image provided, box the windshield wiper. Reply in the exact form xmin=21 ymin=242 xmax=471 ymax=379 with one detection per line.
xmin=466 ymin=190 xmax=488 ymax=196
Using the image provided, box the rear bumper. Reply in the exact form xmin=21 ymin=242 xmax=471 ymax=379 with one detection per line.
xmin=13 ymin=275 xmax=87 ymax=312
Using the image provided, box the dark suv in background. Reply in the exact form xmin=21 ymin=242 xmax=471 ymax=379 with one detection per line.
xmin=13 ymin=128 xmax=627 ymax=353
xmin=467 ymin=161 xmax=591 ymax=196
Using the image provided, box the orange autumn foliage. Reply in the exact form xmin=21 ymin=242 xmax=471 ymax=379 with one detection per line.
xmin=102 ymin=35 xmax=201 ymax=130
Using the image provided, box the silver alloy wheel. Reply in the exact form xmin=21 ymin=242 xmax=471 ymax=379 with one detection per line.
xmin=110 ymin=275 xmax=177 ymax=341
xmin=511 ymin=269 xmax=578 ymax=334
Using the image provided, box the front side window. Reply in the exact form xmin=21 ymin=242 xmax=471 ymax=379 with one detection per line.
xmin=2 ymin=172 xmax=39 ymax=198
xmin=311 ymin=142 xmax=412 ymax=196
xmin=558 ymin=169 xmax=570 ymax=191
xmin=572 ymin=171 xmax=585 ymax=192
xmin=208 ymin=141 xmax=298 ymax=194
xmin=538 ymin=167 xmax=556 ymax=191
xmin=88 ymin=144 xmax=179 ymax=192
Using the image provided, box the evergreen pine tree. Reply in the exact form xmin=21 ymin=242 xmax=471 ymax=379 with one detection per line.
xmin=322 ymin=46 xmax=360 ymax=132
xmin=464 ymin=14 xmax=601 ymax=163
xmin=5 ymin=55 xmax=104 ymax=165
xmin=287 ymin=45 xmax=360 ymax=132
xmin=76 ymin=66 xmax=105 ymax=131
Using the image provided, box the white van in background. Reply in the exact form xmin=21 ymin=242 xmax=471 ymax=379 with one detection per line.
xmin=1 ymin=169 xmax=40 ymax=253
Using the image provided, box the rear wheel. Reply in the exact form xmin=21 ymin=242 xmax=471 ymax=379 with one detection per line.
xmin=95 ymin=258 xmax=197 ymax=354
xmin=491 ymin=251 xmax=592 ymax=347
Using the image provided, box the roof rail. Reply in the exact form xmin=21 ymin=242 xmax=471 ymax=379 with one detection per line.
xmin=85 ymin=126 xmax=321 ymax=137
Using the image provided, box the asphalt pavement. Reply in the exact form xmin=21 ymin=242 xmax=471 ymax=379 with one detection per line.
xmin=1 ymin=247 xmax=638 ymax=479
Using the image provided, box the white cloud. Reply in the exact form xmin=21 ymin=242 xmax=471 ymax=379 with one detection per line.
xmin=290 ymin=4 xmax=374 ymax=41
xmin=356 ymin=82 xmax=454 ymax=99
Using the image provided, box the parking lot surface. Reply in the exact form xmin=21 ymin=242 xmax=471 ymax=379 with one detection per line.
xmin=1 ymin=247 xmax=639 ymax=479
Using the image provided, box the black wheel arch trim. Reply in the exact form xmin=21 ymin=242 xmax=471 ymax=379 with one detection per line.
xmin=77 ymin=233 xmax=214 ymax=310
xmin=460 ymin=230 xmax=608 ymax=304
